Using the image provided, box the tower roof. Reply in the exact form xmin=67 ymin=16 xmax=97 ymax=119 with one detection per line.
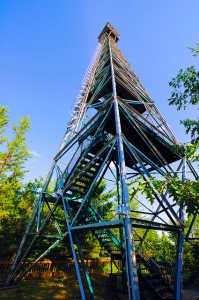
xmin=98 ymin=22 xmax=120 ymax=43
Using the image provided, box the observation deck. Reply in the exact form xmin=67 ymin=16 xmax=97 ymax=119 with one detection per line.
xmin=98 ymin=22 xmax=120 ymax=43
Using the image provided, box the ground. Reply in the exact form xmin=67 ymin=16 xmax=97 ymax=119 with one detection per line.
xmin=0 ymin=274 xmax=199 ymax=299
xmin=0 ymin=274 xmax=115 ymax=300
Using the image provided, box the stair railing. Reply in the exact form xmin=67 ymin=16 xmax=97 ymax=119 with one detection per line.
xmin=133 ymin=229 xmax=175 ymax=287
xmin=136 ymin=244 xmax=171 ymax=286
xmin=62 ymin=135 xmax=93 ymax=180
xmin=134 ymin=229 xmax=173 ymax=266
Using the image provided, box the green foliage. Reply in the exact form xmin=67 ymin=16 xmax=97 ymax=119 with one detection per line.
xmin=0 ymin=106 xmax=9 ymax=144
xmin=189 ymin=42 xmax=199 ymax=58
xmin=81 ymin=232 xmax=102 ymax=258
xmin=130 ymin=176 xmax=199 ymax=216
xmin=147 ymin=43 xmax=199 ymax=217
xmin=169 ymin=66 xmax=199 ymax=110
xmin=168 ymin=43 xmax=199 ymax=141
xmin=75 ymin=180 xmax=116 ymax=258
xmin=158 ymin=232 xmax=175 ymax=260
xmin=0 ymin=106 xmax=37 ymax=258
xmin=182 ymin=216 xmax=199 ymax=279
xmin=168 ymin=178 xmax=199 ymax=215
xmin=172 ymin=142 xmax=199 ymax=163
xmin=0 ymin=179 xmax=41 ymax=258
xmin=91 ymin=179 xmax=116 ymax=221
xmin=0 ymin=109 xmax=31 ymax=180
xmin=183 ymin=241 xmax=199 ymax=281
xmin=128 ymin=45 xmax=199 ymax=280
xmin=181 ymin=120 xmax=199 ymax=142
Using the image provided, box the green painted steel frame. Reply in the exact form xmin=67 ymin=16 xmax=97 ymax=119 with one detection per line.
xmin=5 ymin=24 xmax=198 ymax=300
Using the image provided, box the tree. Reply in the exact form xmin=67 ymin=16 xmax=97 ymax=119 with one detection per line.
xmin=79 ymin=179 xmax=116 ymax=258
xmin=136 ymin=43 xmax=199 ymax=217
xmin=0 ymin=106 xmax=35 ymax=258
xmin=168 ymin=216 xmax=199 ymax=281
xmin=162 ymin=44 xmax=199 ymax=281
xmin=167 ymin=44 xmax=199 ymax=215
xmin=168 ymin=43 xmax=199 ymax=143
xmin=0 ymin=106 xmax=31 ymax=179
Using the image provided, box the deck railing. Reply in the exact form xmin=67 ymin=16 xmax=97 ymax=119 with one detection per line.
xmin=0 ymin=258 xmax=111 ymax=280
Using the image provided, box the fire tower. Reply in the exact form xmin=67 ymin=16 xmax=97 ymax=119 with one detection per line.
xmin=5 ymin=23 xmax=198 ymax=300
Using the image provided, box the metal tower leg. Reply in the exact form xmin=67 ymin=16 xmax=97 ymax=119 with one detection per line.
xmin=63 ymin=194 xmax=94 ymax=300
xmin=175 ymin=157 xmax=186 ymax=300
xmin=109 ymin=37 xmax=140 ymax=300
xmin=116 ymin=165 xmax=127 ymax=292
xmin=62 ymin=195 xmax=86 ymax=300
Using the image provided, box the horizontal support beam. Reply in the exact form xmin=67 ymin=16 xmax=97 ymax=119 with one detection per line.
xmin=71 ymin=219 xmax=122 ymax=231
xmin=131 ymin=218 xmax=181 ymax=232
xmin=71 ymin=218 xmax=181 ymax=232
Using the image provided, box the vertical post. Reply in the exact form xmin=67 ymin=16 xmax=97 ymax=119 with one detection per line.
xmin=109 ymin=36 xmax=140 ymax=300
xmin=116 ymin=165 xmax=127 ymax=292
xmin=56 ymin=166 xmax=94 ymax=300
xmin=73 ymin=232 xmax=94 ymax=300
xmin=175 ymin=157 xmax=185 ymax=300
xmin=62 ymin=195 xmax=86 ymax=300
xmin=5 ymin=163 xmax=56 ymax=287
xmin=37 ymin=162 xmax=56 ymax=231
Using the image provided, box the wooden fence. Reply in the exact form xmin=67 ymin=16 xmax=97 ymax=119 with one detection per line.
xmin=0 ymin=258 xmax=111 ymax=279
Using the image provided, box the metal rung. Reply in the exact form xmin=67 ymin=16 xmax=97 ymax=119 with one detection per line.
xmin=77 ymin=178 xmax=91 ymax=184
xmin=69 ymin=187 xmax=85 ymax=194
xmin=74 ymin=182 xmax=89 ymax=188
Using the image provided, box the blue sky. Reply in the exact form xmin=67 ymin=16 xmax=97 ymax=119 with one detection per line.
xmin=0 ymin=1 xmax=198 ymax=182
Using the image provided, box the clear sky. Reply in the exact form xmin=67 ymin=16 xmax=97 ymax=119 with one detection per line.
xmin=0 ymin=0 xmax=198 ymax=182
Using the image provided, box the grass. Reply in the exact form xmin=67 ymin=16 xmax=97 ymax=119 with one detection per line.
xmin=0 ymin=273 xmax=117 ymax=300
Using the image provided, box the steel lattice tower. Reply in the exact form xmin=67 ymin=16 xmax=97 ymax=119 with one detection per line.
xmin=5 ymin=23 xmax=198 ymax=300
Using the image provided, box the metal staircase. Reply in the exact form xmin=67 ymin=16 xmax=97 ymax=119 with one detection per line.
xmin=136 ymin=246 xmax=174 ymax=300
xmin=64 ymin=152 xmax=103 ymax=199
xmin=94 ymin=228 xmax=174 ymax=300
xmin=69 ymin=197 xmax=175 ymax=300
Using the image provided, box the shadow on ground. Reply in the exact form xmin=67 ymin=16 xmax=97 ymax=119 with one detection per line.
xmin=0 ymin=274 xmax=199 ymax=300
xmin=0 ymin=273 xmax=116 ymax=300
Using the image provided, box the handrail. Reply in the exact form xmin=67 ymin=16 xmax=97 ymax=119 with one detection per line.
xmin=136 ymin=244 xmax=173 ymax=287
xmin=134 ymin=229 xmax=173 ymax=266
xmin=59 ymin=41 xmax=103 ymax=150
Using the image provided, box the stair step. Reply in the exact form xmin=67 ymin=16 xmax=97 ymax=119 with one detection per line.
xmin=86 ymin=153 xmax=95 ymax=159
xmin=74 ymin=182 xmax=89 ymax=188
xmin=80 ymin=158 xmax=101 ymax=167
xmin=82 ymin=158 xmax=91 ymax=163
xmin=86 ymin=168 xmax=99 ymax=174
xmin=65 ymin=193 xmax=73 ymax=198
xmin=155 ymin=286 xmax=170 ymax=292
xmin=77 ymin=178 xmax=91 ymax=184
xmin=68 ymin=199 xmax=82 ymax=206
xmin=139 ymin=268 xmax=153 ymax=272
xmin=76 ymin=165 xmax=98 ymax=173
xmin=148 ymin=278 xmax=164 ymax=284
xmin=69 ymin=186 xmax=85 ymax=194
xmin=81 ymin=173 xmax=95 ymax=179
xmin=162 ymin=293 xmax=174 ymax=300
xmin=136 ymin=252 xmax=174 ymax=299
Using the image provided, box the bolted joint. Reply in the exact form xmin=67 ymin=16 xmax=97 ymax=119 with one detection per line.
xmin=115 ymin=204 xmax=127 ymax=217
xmin=56 ymin=189 xmax=63 ymax=197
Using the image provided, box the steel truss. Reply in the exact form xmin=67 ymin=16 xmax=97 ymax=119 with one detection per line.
xmin=5 ymin=23 xmax=198 ymax=300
